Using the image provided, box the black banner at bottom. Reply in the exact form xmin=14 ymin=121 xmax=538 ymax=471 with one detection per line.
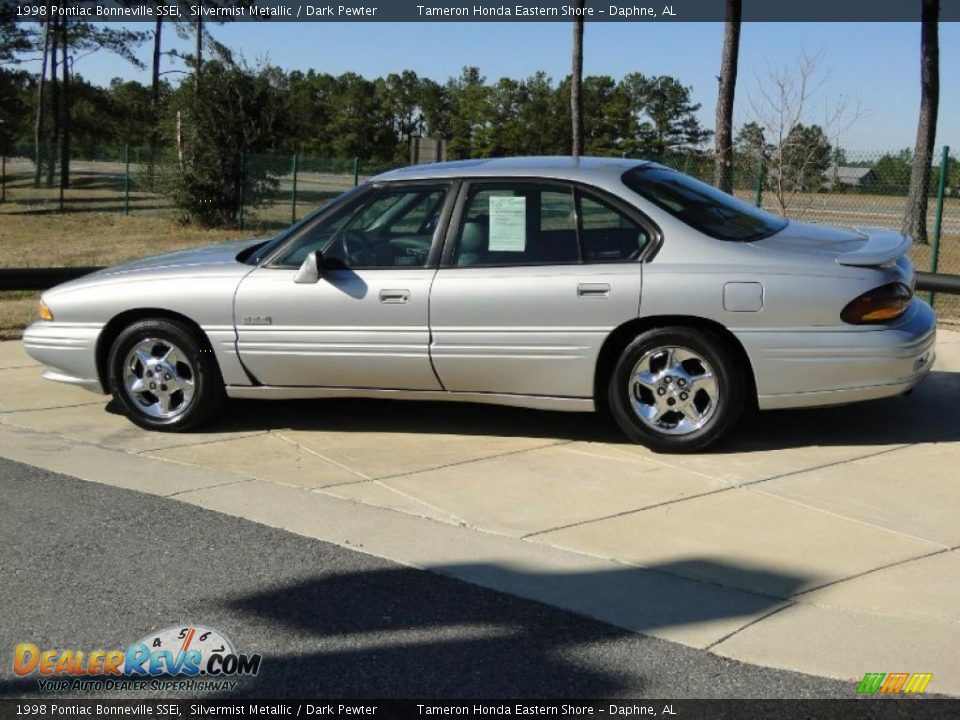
xmin=1 ymin=700 xmax=960 ymax=720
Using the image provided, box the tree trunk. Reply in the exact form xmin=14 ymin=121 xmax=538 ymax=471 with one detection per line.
xmin=150 ymin=12 xmax=163 ymax=177
xmin=59 ymin=18 xmax=70 ymax=191
xmin=46 ymin=16 xmax=59 ymax=189
xmin=194 ymin=16 xmax=203 ymax=98
xmin=714 ymin=0 xmax=741 ymax=193
xmin=32 ymin=17 xmax=51 ymax=187
xmin=903 ymin=0 xmax=939 ymax=245
xmin=176 ymin=109 xmax=183 ymax=167
xmin=570 ymin=0 xmax=584 ymax=158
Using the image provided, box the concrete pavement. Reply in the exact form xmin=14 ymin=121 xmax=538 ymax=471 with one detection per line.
xmin=2 ymin=330 xmax=959 ymax=695
xmin=0 ymin=457 xmax=853 ymax=699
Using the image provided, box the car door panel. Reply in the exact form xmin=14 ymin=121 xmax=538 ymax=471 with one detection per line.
xmin=430 ymin=264 xmax=641 ymax=397
xmin=233 ymin=182 xmax=453 ymax=390
xmin=234 ymin=267 xmax=440 ymax=389
xmin=428 ymin=181 xmax=648 ymax=398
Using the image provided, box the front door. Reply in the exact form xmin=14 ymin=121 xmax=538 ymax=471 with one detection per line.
xmin=234 ymin=183 xmax=453 ymax=389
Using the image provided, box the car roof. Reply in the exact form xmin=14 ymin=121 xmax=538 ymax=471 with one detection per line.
xmin=371 ymin=156 xmax=651 ymax=184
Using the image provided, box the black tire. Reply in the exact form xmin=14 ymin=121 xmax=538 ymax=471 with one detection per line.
xmin=107 ymin=318 xmax=225 ymax=432
xmin=607 ymin=326 xmax=746 ymax=453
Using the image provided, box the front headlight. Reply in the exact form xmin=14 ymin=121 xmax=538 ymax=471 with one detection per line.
xmin=38 ymin=299 xmax=54 ymax=321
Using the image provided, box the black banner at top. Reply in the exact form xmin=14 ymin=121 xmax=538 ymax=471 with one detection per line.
xmin=5 ymin=0 xmax=960 ymax=23
xmin=0 ymin=700 xmax=959 ymax=720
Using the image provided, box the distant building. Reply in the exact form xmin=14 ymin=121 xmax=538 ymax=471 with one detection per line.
xmin=410 ymin=136 xmax=447 ymax=165
xmin=829 ymin=165 xmax=878 ymax=188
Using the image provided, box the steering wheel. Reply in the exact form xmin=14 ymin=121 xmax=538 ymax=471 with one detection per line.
xmin=339 ymin=229 xmax=374 ymax=265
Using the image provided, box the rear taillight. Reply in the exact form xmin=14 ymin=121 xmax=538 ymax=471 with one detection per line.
xmin=841 ymin=283 xmax=912 ymax=324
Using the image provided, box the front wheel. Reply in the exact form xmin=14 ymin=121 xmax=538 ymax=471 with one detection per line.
xmin=608 ymin=326 xmax=746 ymax=452
xmin=108 ymin=319 xmax=225 ymax=432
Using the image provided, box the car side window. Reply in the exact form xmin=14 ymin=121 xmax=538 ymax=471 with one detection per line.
xmin=274 ymin=185 xmax=449 ymax=269
xmin=454 ymin=184 xmax=579 ymax=267
xmin=323 ymin=185 xmax=448 ymax=269
xmin=577 ymin=191 xmax=650 ymax=262
xmin=273 ymin=193 xmax=369 ymax=268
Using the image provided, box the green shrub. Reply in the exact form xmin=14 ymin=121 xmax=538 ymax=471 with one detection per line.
xmin=160 ymin=61 xmax=288 ymax=228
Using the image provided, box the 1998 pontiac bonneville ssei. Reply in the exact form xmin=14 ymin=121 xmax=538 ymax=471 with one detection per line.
xmin=24 ymin=157 xmax=936 ymax=452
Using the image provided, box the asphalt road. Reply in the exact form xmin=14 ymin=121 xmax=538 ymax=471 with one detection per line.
xmin=0 ymin=456 xmax=852 ymax=700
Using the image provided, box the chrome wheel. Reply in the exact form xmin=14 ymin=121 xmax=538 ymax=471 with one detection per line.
xmin=628 ymin=345 xmax=718 ymax=436
xmin=122 ymin=338 xmax=196 ymax=420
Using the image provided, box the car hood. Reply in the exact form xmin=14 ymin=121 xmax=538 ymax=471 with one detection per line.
xmin=91 ymin=237 xmax=269 ymax=278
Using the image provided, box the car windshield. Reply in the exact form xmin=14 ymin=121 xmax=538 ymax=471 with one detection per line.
xmin=623 ymin=166 xmax=788 ymax=242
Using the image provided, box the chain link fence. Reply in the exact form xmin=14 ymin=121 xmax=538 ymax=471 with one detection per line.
xmin=0 ymin=145 xmax=400 ymax=223
xmin=1 ymin=144 xmax=957 ymax=318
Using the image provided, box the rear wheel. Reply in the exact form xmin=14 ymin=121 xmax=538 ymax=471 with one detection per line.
xmin=608 ymin=326 xmax=745 ymax=452
xmin=108 ymin=319 xmax=225 ymax=432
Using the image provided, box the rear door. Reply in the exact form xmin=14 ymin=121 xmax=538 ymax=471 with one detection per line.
xmin=428 ymin=180 xmax=650 ymax=398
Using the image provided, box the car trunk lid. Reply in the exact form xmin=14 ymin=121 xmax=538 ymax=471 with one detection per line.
xmin=755 ymin=220 xmax=912 ymax=267
xmin=832 ymin=227 xmax=912 ymax=267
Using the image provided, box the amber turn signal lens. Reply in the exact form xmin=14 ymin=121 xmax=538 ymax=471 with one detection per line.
xmin=38 ymin=299 xmax=53 ymax=321
xmin=841 ymin=283 xmax=912 ymax=324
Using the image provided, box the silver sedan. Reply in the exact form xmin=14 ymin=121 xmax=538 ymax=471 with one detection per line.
xmin=23 ymin=157 xmax=936 ymax=451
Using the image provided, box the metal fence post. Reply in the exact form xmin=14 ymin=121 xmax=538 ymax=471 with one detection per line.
xmin=1 ymin=152 xmax=6 ymax=203
xmin=238 ymin=153 xmax=245 ymax=230
xmin=291 ymin=152 xmax=298 ymax=224
xmin=754 ymin=159 xmax=764 ymax=208
xmin=123 ymin=144 xmax=131 ymax=216
xmin=353 ymin=157 xmax=359 ymax=187
xmin=928 ymin=145 xmax=949 ymax=306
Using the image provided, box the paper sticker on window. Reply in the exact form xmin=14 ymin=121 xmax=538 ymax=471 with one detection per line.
xmin=488 ymin=196 xmax=526 ymax=251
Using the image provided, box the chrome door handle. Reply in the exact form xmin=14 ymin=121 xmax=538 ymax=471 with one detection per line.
xmin=380 ymin=289 xmax=410 ymax=304
xmin=577 ymin=283 xmax=611 ymax=298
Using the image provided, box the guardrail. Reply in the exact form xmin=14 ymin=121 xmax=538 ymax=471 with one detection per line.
xmin=2 ymin=266 xmax=960 ymax=295
xmin=0 ymin=267 xmax=104 ymax=291
xmin=915 ymin=271 xmax=960 ymax=295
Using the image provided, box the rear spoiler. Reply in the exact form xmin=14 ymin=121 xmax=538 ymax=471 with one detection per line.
xmin=835 ymin=227 xmax=912 ymax=267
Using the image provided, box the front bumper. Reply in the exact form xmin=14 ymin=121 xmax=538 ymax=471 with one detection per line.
xmin=736 ymin=299 xmax=937 ymax=411
xmin=21 ymin=321 xmax=106 ymax=394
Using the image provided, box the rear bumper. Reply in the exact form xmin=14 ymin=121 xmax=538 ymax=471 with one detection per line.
xmin=21 ymin=321 xmax=106 ymax=394
xmin=737 ymin=299 xmax=937 ymax=411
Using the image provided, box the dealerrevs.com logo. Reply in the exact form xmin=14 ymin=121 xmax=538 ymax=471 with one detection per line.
xmin=14 ymin=626 xmax=262 ymax=693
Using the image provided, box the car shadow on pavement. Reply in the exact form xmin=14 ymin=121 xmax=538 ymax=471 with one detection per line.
xmin=209 ymin=561 xmax=811 ymax=699
xmin=726 ymin=369 xmax=960 ymax=451
xmin=0 ymin=559 xmax=825 ymax=699
xmin=169 ymin=369 xmax=960 ymax=451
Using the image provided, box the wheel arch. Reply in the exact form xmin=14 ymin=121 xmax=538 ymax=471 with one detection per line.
xmin=95 ymin=308 xmax=216 ymax=392
xmin=593 ymin=315 xmax=759 ymax=410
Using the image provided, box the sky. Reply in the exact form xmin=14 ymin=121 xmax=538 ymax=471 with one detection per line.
xmin=30 ymin=20 xmax=960 ymax=154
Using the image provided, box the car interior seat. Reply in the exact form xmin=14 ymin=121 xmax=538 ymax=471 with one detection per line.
xmin=457 ymin=220 xmax=489 ymax=266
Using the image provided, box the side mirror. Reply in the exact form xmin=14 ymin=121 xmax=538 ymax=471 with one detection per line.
xmin=294 ymin=250 xmax=324 ymax=284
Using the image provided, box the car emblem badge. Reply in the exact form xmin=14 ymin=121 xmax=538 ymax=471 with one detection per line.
xmin=242 ymin=316 xmax=273 ymax=325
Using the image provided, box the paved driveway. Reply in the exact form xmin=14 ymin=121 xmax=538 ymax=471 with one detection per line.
xmin=0 ymin=458 xmax=853 ymax=699
xmin=2 ymin=330 xmax=960 ymax=695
